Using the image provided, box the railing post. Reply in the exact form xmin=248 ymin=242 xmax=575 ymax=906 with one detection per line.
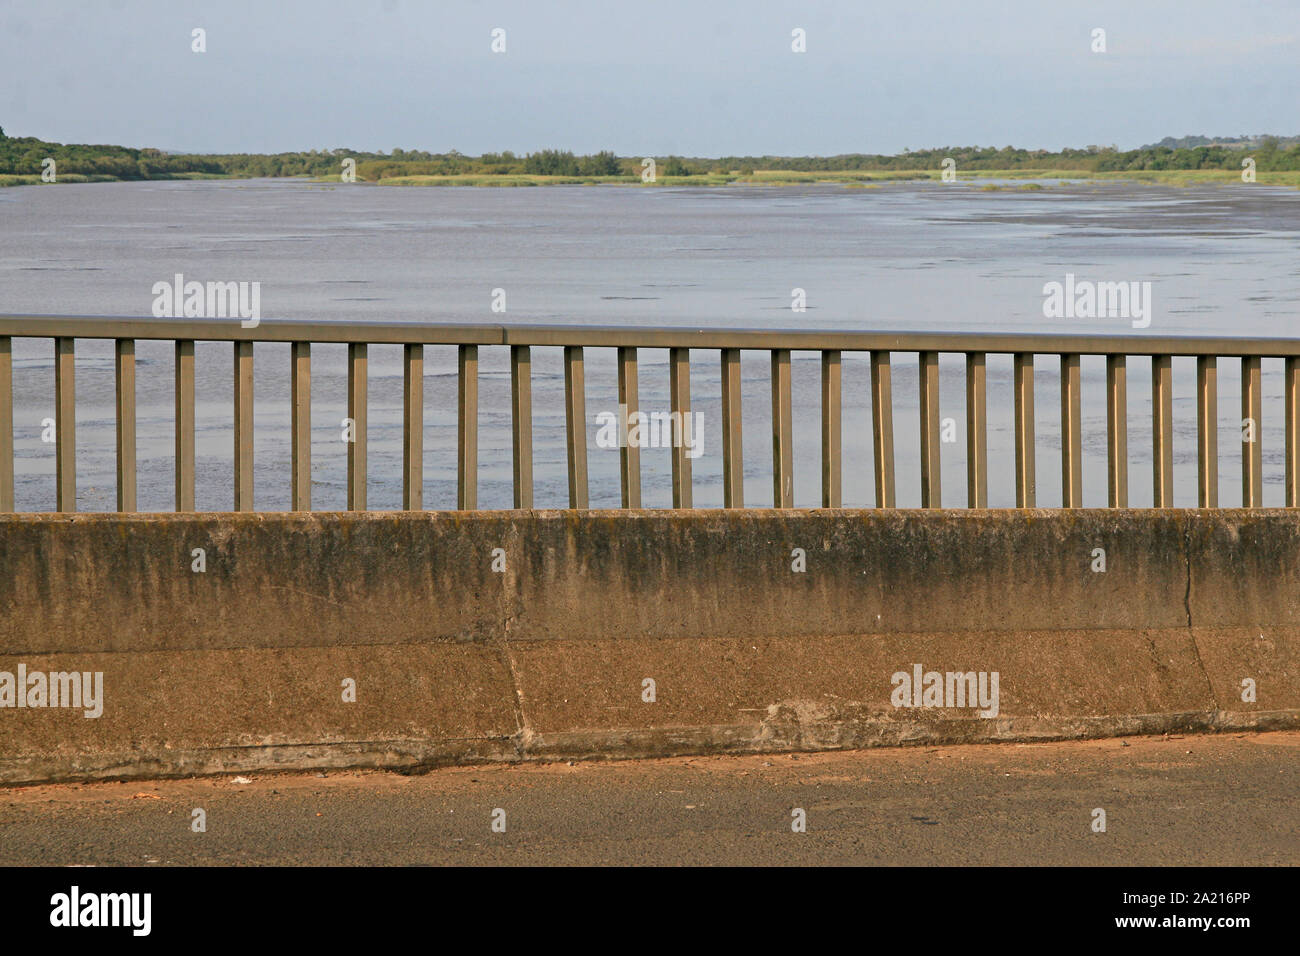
xmin=291 ymin=342 xmax=311 ymax=511
xmin=1060 ymin=353 xmax=1082 ymax=508
xmin=669 ymin=347 xmax=692 ymax=508
xmin=919 ymin=350 xmax=940 ymax=508
xmin=770 ymin=349 xmax=793 ymax=508
xmin=175 ymin=340 xmax=195 ymax=512
xmin=618 ymin=346 xmax=642 ymax=508
xmin=720 ymin=347 xmax=742 ymax=508
xmin=871 ymin=351 xmax=895 ymax=508
xmin=1152 ymin=355 xmax=1173 ymax=507
xmin=1196 ymin=355 xmax=1218 ymax=508
xmin=0 ymin=336 xmax=11 ymax=512
xmin=821 ymin=350 xmax=841 ymax=508
xmin=563 ymin=345 xmax=589 ymax=509
xmin=55 ymin=337 xmax=75 ymax=512
xmin=115 ymin=339 xmax=136 ymax=512
xmin=1287 ymin=357 xmax=1300 ymax=508
xmin=346 ymin=342 xmax=367 ymax=511
xmin=966 ymin=352 xmax=987 ymax=508
xmin=1106 ymin=355 xmax=1128 ymax=508
xmin=511 ymin=345 xmax=533 ymax=508
xmin=234 ymin=340 xmax=254 ymax=512
xmin=1242 ymin=355 xmax=1262 ymax=507
xmin=458 ymin=344 xmax=479 ymax=510
xmin=403 ymin=343 xmax=423 ymax=511
xmin=1013 ymin=353 xmax=1035 ymax=508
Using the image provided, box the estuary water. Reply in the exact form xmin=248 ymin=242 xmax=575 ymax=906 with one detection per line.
xmin=1 ymin=177 xmax=1298 ymax=511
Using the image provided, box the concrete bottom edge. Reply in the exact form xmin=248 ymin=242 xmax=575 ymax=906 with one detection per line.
xmin=2 ymin=709 xmax=1297 ymax=787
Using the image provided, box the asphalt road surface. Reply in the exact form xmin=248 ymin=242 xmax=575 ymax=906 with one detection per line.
xmin=2 ymin=732 xmax=1298 ymax=866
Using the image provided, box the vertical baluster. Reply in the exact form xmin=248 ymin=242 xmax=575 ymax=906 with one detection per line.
xmin=919 ymin=350 xmax=940 ymax=508
xmin=966 ymin=352 xmax=987 ymax=508
xmin=720 ymin=347 xmax=743 ymax=508
xmin=346 ymin=343 xmax=366 ymax=511
xmin=0 ymin=337 xmax=11 ymax=512
xmin=511 ymin=345 xmax=533 ymax=508
xmin=564 ymin=345 xmax=589 ymax=509
xmin=291 ymin=342 xmax=311 ymax=511
xmin=458 ymin=345 xmax=479 ymax=510
xmin=1152 ymin=355 xmax=1173 ymax=508
xmin=821 ymin=350 xmax=842 ymax=508
xmin=1242 ymin=355 xmax=1262 ymax=507
xmin=1197 ymin=355 xmax=1218 ymax=508
xmin=1106 ymin=355 xmax=1128 ymax=508
xmin=115 ymin=339 xmax=136 ymax=512
xmin=233 ymin=340 xmax=254 ymax=512
xmin=1014 ymin=353 xmax=1035 ymax=508
xmin=175 ymin=340 xmax=195 ymax=512
xmin=669 ymin=347 xmax=693 ymax=508
xmin=770 ymin=349 xmax=793 ymax=507
xmin=55 ymin=337 xmax=75 ymax=512
xmin=618 ymin=346 xmax=642 ymax=508
xmin=403 ymin=344 xmax=423 ymax=510
xmin=1287 ymin=357 xmax=1300 ymax=508
xmin=1060 ymin=353 xmax=1082 ymax=508
xmin=871 ymin=351 xmax=895 ymax=508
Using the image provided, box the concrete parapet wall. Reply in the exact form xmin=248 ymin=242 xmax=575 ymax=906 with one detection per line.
xmin=0 ymin=510 xmax=1296 ymax=784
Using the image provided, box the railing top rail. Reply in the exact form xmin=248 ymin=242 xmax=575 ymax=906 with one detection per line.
xmin=2 ymin=314 xmax=1300 ymax=356
xmin=0 ymin=315 xmax=503 ymax=345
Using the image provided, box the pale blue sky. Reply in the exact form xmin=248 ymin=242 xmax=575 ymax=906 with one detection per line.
xmin=2 ymin=0 xmax=1297 ymax=155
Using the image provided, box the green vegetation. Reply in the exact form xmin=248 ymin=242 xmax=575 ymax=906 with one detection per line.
xmin=1146 ymin=133 xmax=1300 ymax=150
xmin=3 ymin=126 xmax=1300 ymax=188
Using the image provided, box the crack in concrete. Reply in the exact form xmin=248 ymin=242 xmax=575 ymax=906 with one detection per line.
xmin=1182 ymin=515 xmax=1219 ymax=712
xmin=496 ymin=535 xmax=534 ymax=757
xmin=499 ymin=617 xmax=534 ymax=756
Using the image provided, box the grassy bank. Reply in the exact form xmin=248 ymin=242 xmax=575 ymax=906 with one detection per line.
xmin=0 ymin=171 xmax=236 ymax=188
xmin=8 ymin=169 xmax=1300 ymax=189
xmin=938 ymin=168 xmax=1300 ymax=186
xmin=0 ymin=173 xmax=124 ymax=187
xmin=369 ymin=169 xmax=965 ymax=187
xmin=367 ymin=167 xmax=1300 ymax=188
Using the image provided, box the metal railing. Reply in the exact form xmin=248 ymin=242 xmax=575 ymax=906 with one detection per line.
xmin=1 ymin=314 xmax=1298 ymax=512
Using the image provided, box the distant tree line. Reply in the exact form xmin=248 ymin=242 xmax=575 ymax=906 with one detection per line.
xmin=709 ymin=141 xmax=1300 ymax=173
xmin=1146 ymin=134 xmax=1300 ymax=150
xmin=4 ymin=127 xmax=1300 ymax=180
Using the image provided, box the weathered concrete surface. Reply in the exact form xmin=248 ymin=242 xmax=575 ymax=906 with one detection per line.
xmin=0 ymin=509 xmax=1297 ymax=784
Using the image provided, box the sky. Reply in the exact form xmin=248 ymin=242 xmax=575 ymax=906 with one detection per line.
xmin=2 ymin=0 xmax=1298 ymax=156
